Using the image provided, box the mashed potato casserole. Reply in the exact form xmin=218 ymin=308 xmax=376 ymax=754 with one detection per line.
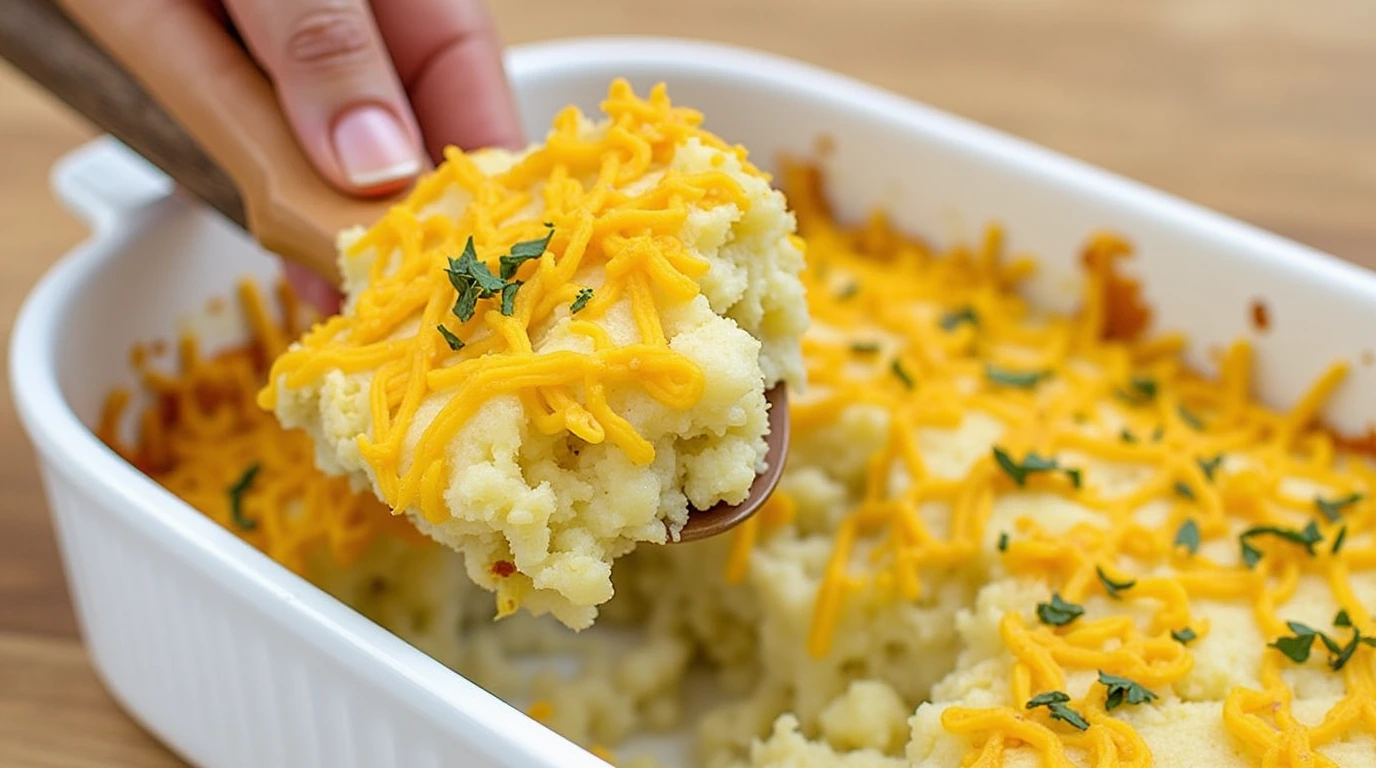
xmin=100 ymin=82 xmax=1375 ymax=768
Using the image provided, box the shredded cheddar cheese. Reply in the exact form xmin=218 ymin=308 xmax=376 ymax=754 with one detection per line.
xmin=722 ymin=162 xmax=1376 ymax=766
xmin=97 ymin=280 xmax=421 ymax=575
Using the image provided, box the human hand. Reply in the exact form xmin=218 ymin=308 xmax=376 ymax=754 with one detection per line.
xmin=202 ymin=0 xmax=523 ymax=312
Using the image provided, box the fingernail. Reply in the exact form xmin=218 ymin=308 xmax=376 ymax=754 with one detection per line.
xmin=331 ymin=106 xmax=421 ymax=188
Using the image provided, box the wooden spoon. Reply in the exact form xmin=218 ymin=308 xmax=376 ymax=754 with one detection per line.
xmin=0 ymin=0 xmax=789 ymax=542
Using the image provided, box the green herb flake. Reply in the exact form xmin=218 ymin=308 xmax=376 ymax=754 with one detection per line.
xmin=1097 ymin=566 xmax=1137 ymax=599
xmin=850 ymin=342 xmax=881 ymax=354
xmin=1120 ymin=429 xmax=1137 ymax=444
xmin=1174 ymin=481 xmax=1196 ymax=501
xmin=498 ymin=224 xmax=554 ymax=280
xmin=1130 ymin=376 xmax=1158 ymax=400
xmin=1026 ymin=691 xmax=1070 ymax=709
xmin=570 ymin=287 xmax=595 ymax=314
xmin=1270 ymin=621 xmax=1323 ymax=664
xmin=436 ymin=324 xmax=465 ymax=351
xmin=939 ymin=306 xmax=978 ymax=331
xmin=891 ymin=359 xmax=915 ymax=389
xmin=836 ymin=283 xmax=860 ymax=300
xmin=1177 ymin=405 xmax=1206 ymax=431
xmin=1333 ymin=526 xmax=1349 ymax=555
xmin=1197 ymin=455 xmax=1224 ymax=482
xmin=1025 ymin=691 xmax=1089 ymax=732
xmin=1097 ymin=671 xmax=1158 ymax=711
xmin=1239 ymin=522 xmax=1323 ymax=568
xmin=1330 ymin=631 xmax=1366 ymax=671
xmin=1037 ymin=593 xmax=1085 ymax=627
xmin=1174 ymin=518 xmax=1201 ymax=555
xmin=1049 ymin=702 xmax=1091 ymax=731
xmin=1335 ymin=610 xmax=1353 ymax=628
xmin=452 ymin=281 xmax=481 ymax=322
xmin=444 ymin=236 xmax=506 ymax=322
xmin=985 ymin=365 xmax=1049 ymax=389
xmin=1171 ymin=627 xmax=1197 ymax=645
xmin=998 ymin=532 xmax=1010 ymax=552
xmin=1316 ymin=493 xmax=1365 ymax=523
xmin=446 ymin=237 xmax=505 ymax=295
xmin=1116 ymin=376 xmax=1158 ymax=406
xmin=228 ymin=463 xmax=261 ymax=531
xmin=1066 ymin=467 xmax=1084 ymax=490
xmin=992 ymin=448 xmax=1064 ymax=487
xmin=1152 ymin=425 xmax=1165 ymax=442
xmin=500 ymin=281 xmax=523 ymax=316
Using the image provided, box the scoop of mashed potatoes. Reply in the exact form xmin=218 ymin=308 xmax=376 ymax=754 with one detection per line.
xmin=262 ymin=79 xmax=808 ymax=629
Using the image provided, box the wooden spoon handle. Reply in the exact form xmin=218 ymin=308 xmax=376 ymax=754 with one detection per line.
xmin=0 ymin=0 xmax=247 ymax=229
xmin=2 ymin=0 xmax=398 ymax=280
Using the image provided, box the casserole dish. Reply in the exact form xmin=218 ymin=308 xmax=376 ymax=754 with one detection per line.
xmin=12 ymin=36 xmax=1376 ymax=768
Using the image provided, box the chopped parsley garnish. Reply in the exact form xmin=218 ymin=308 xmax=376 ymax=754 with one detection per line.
xmin=1239 ymin=522 xmax=1322 ymax=568
xmin=1270 ymin=621 xmax=1322 ymax=663
xmin=1129 ymin=376 xmax=1158 ymax=400
xmin=1151 ymin=425 xmax=1165 ymax=442
xmin=436 ymin=324 xmax=465 ymax=351
xmin=569 ymin=287 xmax=594 ymax=313
xmin=1269 ymin=621 xmax=1375 ymax=670
xmin=228 ymin=463 xmax=260 ymax=531
xmin=1096 ymin=566 xmax=1136 ymax=599
xmin=445 ymin=237 xmax=505 ymax=322
xmin=1177 ymin=404 xmax=1205 ymax=431
xmin=1025 ymin=691 xmax=1089 ymax=731
xmin=992 ymin=447 xmax=1081 ymax=489
xmin=1171 ymin=627 xmax=1197 ymax=645
xmin=1037 ymin=593 xmax=1085 ymax=627
xmin=1174 ymin=518 xmax=1201 ymax=555
xmin=890 ymin=359 xmax=915 ymax=389
xmin=1174 ymin=481 xmax=1195 ymax=500
xmin=985 ymin=365 xmax=1049 ymax=389
xmin=850 ymin=342 xmax=881 ymax=354
xmin=1329 ymin=629 xmax=1375 ymax=671
xmin=500 ymin=281 xmax=522 ymax=316
xmin=1026 ymin=691 xmax=1070 ymax=708
xmin=1316 ymin=493 xmax=1364 ymax=523
xmin=1120 ymin=429 xmax=1137 ymax=443
xmin=836 ymin=283 xmax=860 ymax=300
xmin=939 ymin=306 xmax=978 ymax=331
xmin=1117 ymin=376 xmax=1158 ymax=405
xmin=1335 ymin=610 xmax=1352 ymax=628
xmin=1333 ymin=526 xmax=1348 ymax=554
xmin=1197 ymin=454 xmax=1223 ymax=482
xmin=998 ymin=532 xmax=1010 ymax=552
xmin=1097 ymin=671 xmax=1157 ymax=711
xmin=498 ymin=223 xmax=554 ymax=279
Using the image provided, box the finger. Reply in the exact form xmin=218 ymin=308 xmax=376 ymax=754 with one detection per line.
xmin=370 ymin=0 xmax=524 ymax=159
xmin=282 ymin=261 xmax=343 ymax=316
xmin=220 ymin=0 xmax=424 ymax=195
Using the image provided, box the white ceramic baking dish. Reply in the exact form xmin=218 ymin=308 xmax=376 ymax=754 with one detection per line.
xmin=12 ymin=37 xmax=1376 ymax=768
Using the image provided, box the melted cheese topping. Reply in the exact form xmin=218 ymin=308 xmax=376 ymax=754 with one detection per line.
xmin=726 ymin=163 xmax=1375 ymax=766
xmin=259 ymin=79 xmax=775 ymax=526
xmin=97 ymin=280 xmax=422 ymax=574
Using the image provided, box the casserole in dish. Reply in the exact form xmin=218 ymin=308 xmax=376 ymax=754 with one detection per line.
xmin=13 ymin=37 xmax=1376 ymax=768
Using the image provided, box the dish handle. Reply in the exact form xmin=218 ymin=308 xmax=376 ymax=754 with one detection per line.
xmin=49 ymin=137 xmax=177 ymax=235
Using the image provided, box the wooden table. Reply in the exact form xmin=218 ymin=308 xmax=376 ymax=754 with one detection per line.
xmin=1 ymin=1 xmax=1373 ymax=765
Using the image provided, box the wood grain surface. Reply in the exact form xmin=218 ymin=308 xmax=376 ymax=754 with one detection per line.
xmin=1 ymin=1 xmax=1373 ymax=765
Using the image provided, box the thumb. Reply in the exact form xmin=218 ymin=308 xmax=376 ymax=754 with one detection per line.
xmin=221 ymin=0 xmax=424 ymax=196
